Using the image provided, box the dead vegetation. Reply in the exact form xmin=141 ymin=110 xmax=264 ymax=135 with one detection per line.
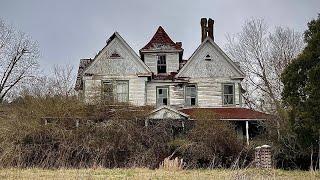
xmin=0 ymin=95 xmax=248 ymax=169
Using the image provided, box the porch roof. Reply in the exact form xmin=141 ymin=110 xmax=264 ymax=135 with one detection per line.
xmin=179 ymin=107 xmax=273 ymax=121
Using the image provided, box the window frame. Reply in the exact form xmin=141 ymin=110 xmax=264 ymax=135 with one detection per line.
xmin=157 ymin=55 xmax=167 ymax=74
xmin=101 ymin=81 xmax=114 ymax=102
xmin=238 ymin=83 xmax=242 ymax=106
xmin=222 ymin=83 xmax=235 ymax=106
xmin=185 ymin=84 xmax=197 ymax=106
xmin=156 ymin=86 xmax=169 ymax=107
xmin=115 ymin=80 xmax=129 ymax=103
xmin=101 ymin=80 xmax=129 ymax=103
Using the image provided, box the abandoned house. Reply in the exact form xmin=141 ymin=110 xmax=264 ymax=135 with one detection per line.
xmin=75 ymin=18 xmax=271 ymax=144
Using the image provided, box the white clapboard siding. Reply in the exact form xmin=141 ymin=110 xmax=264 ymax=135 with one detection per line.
xmin=146 ymin=82 xmax=184 ymax=107
xmin=144 ymin=53 xmax=179 ymax=75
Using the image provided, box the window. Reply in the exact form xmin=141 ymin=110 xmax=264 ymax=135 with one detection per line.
xmin=102 ymin=81 xmax=114 ymax=102
xmin=157 ymin=55 xmax=166 ymax=73
xmin=223 ymin=84 xmax=235 ymax=105
xmin=185 ymin=85 xmax=197 ymax=106
xmin=115 ymin=81 xmax=129 ymax=103
xmin=239 ymin=83 xmax=242 ymax=106
xmin=102 ymin=80 xmax=128 ymax=103
xmin=157 ymin=87 xmax=168 ymax=106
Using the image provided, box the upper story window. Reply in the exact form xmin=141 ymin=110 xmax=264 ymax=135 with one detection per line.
xmin=102 ymin=80 xmax=129 ymax=103
xmin=156 ymin=87 xmax=168 ymax=106
xmin=223 ymin=84 xmax=235 ymax=105
xmin=157 ymin=55 xmax=166 ymax=74
xmin=185 ymin=85 xmax=197 ymax=106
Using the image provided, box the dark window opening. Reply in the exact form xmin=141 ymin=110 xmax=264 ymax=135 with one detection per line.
xmin=163 ymin=98 xmax=167 ymax=105
xmin=157 ymin=55 xmax=166 ymax=73
xmin=191 ymin=98 xmax=196 ymax=106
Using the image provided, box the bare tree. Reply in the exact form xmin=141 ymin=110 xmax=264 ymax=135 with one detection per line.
xmin=225 ymin=19 xmax=304 ymax=138
xmin=226 ymin=19 xmax=303 ymax=115
xmin=0 ymin=18 xmax=39 ymax=103
xmin=49 ymin=64 xmax=75 ymax=97
xmin=14 ymin=64 xmax=75 ymax=99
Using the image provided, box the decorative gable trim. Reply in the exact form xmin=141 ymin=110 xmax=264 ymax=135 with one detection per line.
xmin=177 ymin=37 xmax=245 ymax=78
xmin=108 ymin=50 xmax=122 ymax=59
xmin=148 ymin=105 xmax=190 ymax=120
xmin=83 ymin=32 xmax=151 ymax=75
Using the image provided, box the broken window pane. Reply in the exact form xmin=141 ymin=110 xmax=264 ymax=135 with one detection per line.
xmin=223 ymin=84 xmax=234 ymax=105
xmin=157 ymin=87 xmax=168 ymax=106
xmin=157 ymin=55 xmax=166 ymax=73
xmin=185 ymin=85 xmax=197 ymax=106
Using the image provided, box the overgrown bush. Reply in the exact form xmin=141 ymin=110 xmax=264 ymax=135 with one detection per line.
xmin=169 ymin=109 xmax=249 ymax=168
xmin=0 ymin=96 xmax=250 ymax=169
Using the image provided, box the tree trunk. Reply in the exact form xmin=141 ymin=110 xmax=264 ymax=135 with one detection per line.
xmin=310 ymin=146 xmax=314 ymax=170
xmin=318 ymin=131 xmax=320 ymax=171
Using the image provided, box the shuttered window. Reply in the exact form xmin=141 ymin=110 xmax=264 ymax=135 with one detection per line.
xmin=185 ymin=85 xmax=197 ymax=106
xmin=223 ymin=84 xmax=235 ymax=105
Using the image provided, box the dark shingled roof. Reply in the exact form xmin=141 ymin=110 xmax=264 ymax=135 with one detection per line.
xmin=140 ymin=26 xmax=183 ymax=51
xmin=75 ymin=59 xmax=93 ymax=91
xmin=180 ymin=108 xmax=273 ymax=120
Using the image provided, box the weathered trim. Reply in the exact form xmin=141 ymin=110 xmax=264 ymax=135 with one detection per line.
xmin=83 ymin=32 xmax=151 ymax=75
xmin=148 ymin=105 xmax=190 ymax=119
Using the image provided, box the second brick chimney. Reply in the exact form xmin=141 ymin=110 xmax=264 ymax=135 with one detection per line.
xmin=200 ymin=18 xmax=214 ymax=42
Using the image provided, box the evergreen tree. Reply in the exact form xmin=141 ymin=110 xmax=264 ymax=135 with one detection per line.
xmin=282 ymin=14 xmax=320 ymax=150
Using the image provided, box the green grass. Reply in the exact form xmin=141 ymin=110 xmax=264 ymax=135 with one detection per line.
xmin=0 ymin=168 xmax=318 ymax=180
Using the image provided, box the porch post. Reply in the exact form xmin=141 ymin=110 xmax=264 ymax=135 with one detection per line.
xmin=246 ymin=120 xmax=249 ymax=145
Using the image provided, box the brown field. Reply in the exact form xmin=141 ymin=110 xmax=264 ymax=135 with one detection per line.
xmin=0 ymin=168 xmax=318 ymax=180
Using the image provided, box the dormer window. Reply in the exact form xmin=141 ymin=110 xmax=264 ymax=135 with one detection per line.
xmin=205 ymin=54 xmax=212 ymax=61
xmin=157 ymin=55 xmax=166 ymax=73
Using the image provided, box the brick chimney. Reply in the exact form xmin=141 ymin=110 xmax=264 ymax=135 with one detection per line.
xmin=201 ymin=18 xmax=214 ymax=42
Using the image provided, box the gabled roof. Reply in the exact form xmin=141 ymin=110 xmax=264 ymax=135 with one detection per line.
xmin=140 ymin=26 xmax=183 ymax=52
xmin=148 ymin=106 xmax=190 ymax=120
xmin=177 ymin=37 xmax=245 ymax=78
xmin=180 ymin=107 xmax=273 ymax=121
xmin=82 ymin=32 xmax=152 ymax=76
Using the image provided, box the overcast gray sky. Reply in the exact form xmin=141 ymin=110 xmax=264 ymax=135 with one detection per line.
xmin=1 ymin=0 xmax=319 ymax=72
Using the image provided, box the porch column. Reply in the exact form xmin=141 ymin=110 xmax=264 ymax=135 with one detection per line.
xmin=246 ymin=120 xmax=249 ymax=145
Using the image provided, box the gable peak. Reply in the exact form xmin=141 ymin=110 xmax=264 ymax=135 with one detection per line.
xmin=140 ymin=26 xmax=183 ymax=51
